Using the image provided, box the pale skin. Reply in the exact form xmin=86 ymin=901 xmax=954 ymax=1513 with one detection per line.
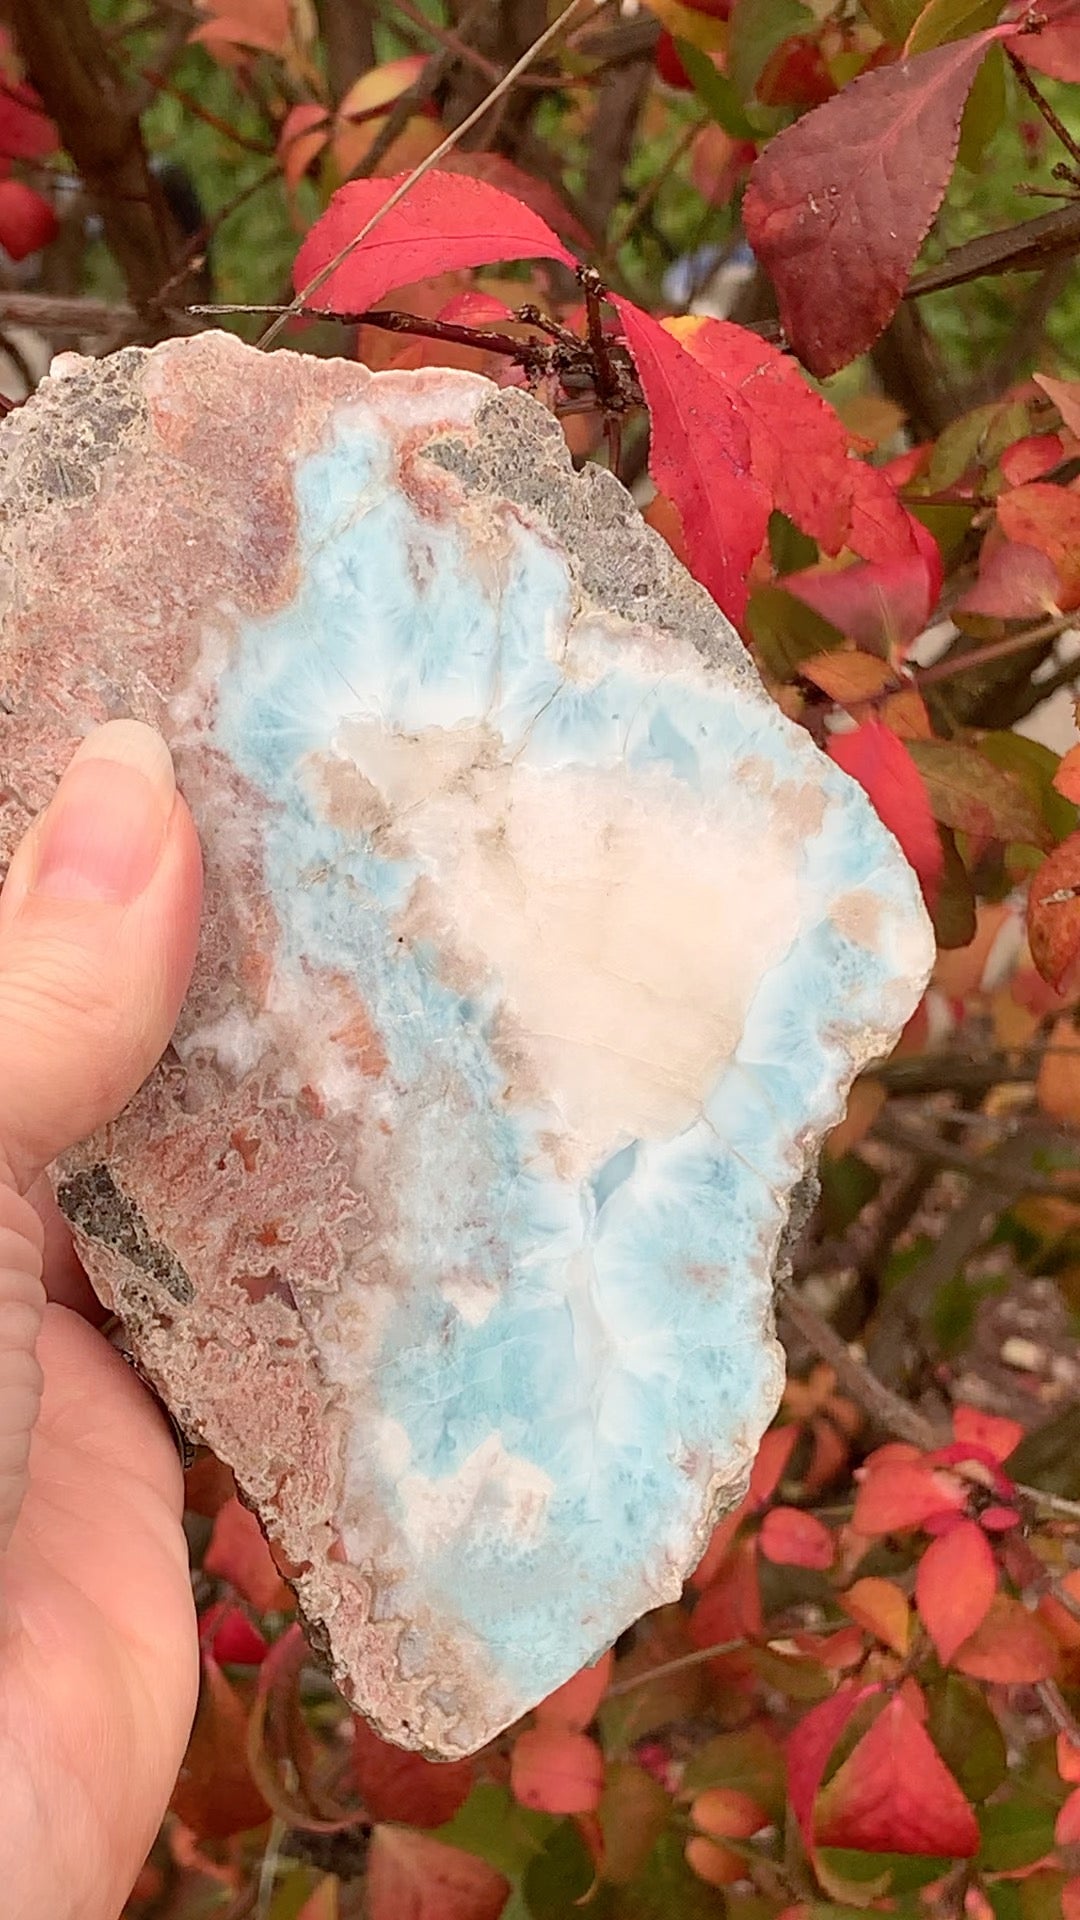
xmin=0 ymin=721 xmax=204 ymax=1919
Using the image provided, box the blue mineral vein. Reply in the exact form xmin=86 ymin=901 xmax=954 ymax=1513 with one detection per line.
xmin=210 ymin=408 xmax=928 ymax=1702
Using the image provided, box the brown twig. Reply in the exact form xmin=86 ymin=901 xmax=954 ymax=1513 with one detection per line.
xmin=1007 ymin=49 xmax=1080 ymax=183
xmin=778 ymin=1286 xmax=940 ymax=1448
xmin=605 ymin=1639 xmax=746 ymax=1698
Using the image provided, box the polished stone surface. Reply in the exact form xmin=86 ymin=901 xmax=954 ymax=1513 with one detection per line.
xmin=0 ymin=333 xmax=933 ymax=1753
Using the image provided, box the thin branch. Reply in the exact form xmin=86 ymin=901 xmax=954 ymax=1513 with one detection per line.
xmin=906 ymin=200 xmax=1080 ymax=302
xmin=778 ymin=1286 xmax=940 ymax=1448
xmin=916 ymin=617 xmax=1072 ymax=690
xmin=605 ymin=1639 xmax=745 ymax=1698
xmin=257 ymin=0 xmax=594 ymax=349
xmin=1007 ymin=50 xmax=1080 ymax=182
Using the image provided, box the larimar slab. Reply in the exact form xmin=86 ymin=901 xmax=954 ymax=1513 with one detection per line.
xmin=0 ymin=333 xmax=933 ymax=1754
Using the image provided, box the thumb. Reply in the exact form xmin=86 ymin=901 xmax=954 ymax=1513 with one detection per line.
xmin=0 ymin=721 xmax=201 ymax=1549
xmin=0 ymin=720 xmax=202 ymax=1191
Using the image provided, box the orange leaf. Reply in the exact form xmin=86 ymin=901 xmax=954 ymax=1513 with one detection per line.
xmin=1055 ymin=744 xmax=1080 ymax=805
xmin=535 ymin=1650 xmax=613 ymax=1732
xmin=1030 ymin=838 xmax=1080 ymax=997
xmin=352 ymin=1718 xmax=473 ymax=1827
xmin=997 ymin=482 xmax=1080 ymax=610
xmin=278 ymin=103 xmax=329 ymax=192
xmin=828 ymin=719 xmax=943 ymax=905
xmin=1059 ymin=1731 xmax=1080 ymax=1783
xmin=815 ymin=1693 xmax=979 ymax=1856
xmin=204 ymin=1496 xmax=293 ymax=1612
xmin=1038 ymin=1013 xmax=1080 ymax=1126
xmin=799 ymin=649 xmax=898 ymax=703
xmin=852 ymin=1456 xmax=965 ymax=1534
xmin=840 ymin=1576 xmax=911 ymax=1655
xmin=952 ymin=1404 xmax=1023 ymax=1464
xmin=171 ymin=1653 xmax=270 ymax=1839
xmin=366 ymin=1827 xmax=509 ymax=1920
xmin=511 ymin=1727 xmax=605 ymax=1815
xmin=915 ymin=1519 xmax=997 ymax=1665
xmin=953 ymin=1592 xmax=1060 ymax=1682
xmin=759 ymin=1506 xmax=834 ymax=1570
xmin=691 ymin=1537 xmax=763 ymax=1648
xmin=1059 ymin=1786 xmax=1080 ymax=1846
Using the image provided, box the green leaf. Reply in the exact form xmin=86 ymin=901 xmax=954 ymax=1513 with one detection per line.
xmin=859 ymin=0 xmax=926 ymax=41
xmin=748 ymin=583 xmax=845 ymax=678
xmin=905 ymin=738 xmax=1050 ymax=849
xmin=905 ymin=0 xmax=1002 ymax=54
xmin=927 ymin=1675 xmax=1008 ymax=1803
xmin=957 ymin=42 xmax=1006 ymax=172
xmin=521 ymin=1822 xmax=600 ymax=1920
xmin=979 ymin=731 xmax=1079 ymax=847
xmin=977 ymin=1792 xmax=1057 ymax=1873
xmin=819 ymin=1152 xmax=881 ymax=1238
xmin=769 ymin=509 xmax=819 ymax=576
xmin=929 ymin=826 xmax=977 ymax=950
xmin=438 ymin=1783 xmax=553 ymax=1883
xmin=617 ymin=1830 xmax=723 ymax=1920
xmin=675 ymin=38 xmax=758 ymax=138
xmin=728 ymin=0 xmax=814 ymax=100
xmin=681 ymin=1725 xmax=786 ymax=1816
xmin=1007 ymin=1403 xmax=1080 ymax=1499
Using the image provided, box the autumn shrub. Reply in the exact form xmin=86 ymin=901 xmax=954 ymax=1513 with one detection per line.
xmin=6 ymin=0 xmax=1080 ymax=1915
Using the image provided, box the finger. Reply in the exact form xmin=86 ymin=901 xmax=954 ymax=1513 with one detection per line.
xmin=0 ymin=719 xmax=202 ymax=1192
xmin=0 ymin=721 xmax=201 ymax=1549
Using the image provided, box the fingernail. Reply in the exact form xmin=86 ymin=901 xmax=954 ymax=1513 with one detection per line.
xmin=32 ymin=720 xmax=176 ymax=905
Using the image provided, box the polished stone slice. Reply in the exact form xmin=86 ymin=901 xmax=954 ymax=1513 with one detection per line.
xmin=0 ymin=333 xmax=933 ymax=1754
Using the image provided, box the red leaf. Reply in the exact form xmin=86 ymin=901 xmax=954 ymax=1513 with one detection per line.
xmin=440 ymin=151 xmax=593 ymax=249
xmin=199 ymin=1600 xmax=269 ymax=1666
xmin=953 ymin=1592 xmax=1060 ymax=1682
xmin=915 ymin=1518 xmax=997 ymax=1665
xmin=511 ymin=1727 xmax=605 ymax=1815
xmin=352 ymin=1719 xmax=473 ymax=1828
xmin=204 ymin=1496 xmax=293 ymax=1613
xmin=1008 ymin=0 xmax=1080 ymax=81
xmin=366 ymin=1826 xmax=509 ymax=1920
xmin=851 ymin=1454 xmax=965 ymax=1534
xmin=278 ymin=103 xmax=330 ymax=192
xmin=436 ymin=291 xmax=515 ymax=325
xmin=613 ymin=297 xmax=766 ymax=623
xmin=828 ymin=719 xmax=944 ymax=904
xmin=1056 ymin=745 xmax=1080 ymax=805
xmin=691 ymin=1537 xmax=764 ymax=1646
xmin=787 ymin=1682 xmax=877 ymax=1853
xmin=0 ymin=179 xmax=56 ymax=261
xmin=759 ymin=1506 xmax=834 ymax=1570
xmin=743 ymin=28 xmax=1012 ymax=376
xmin=0 ymin=80 xmax=57 ymax=169
xmin=1000 ymin=432 xmax=1064 ymax=487
xmin=293 ymin=170 xmax=575 ymax=314
xmin=952 ymin=1404 xmax=1023 ymax=1464
xmin=953 ymin=537 xmax=1061 ymax=619
xmin=815 ymin=1693 xmax=979 ymax=1856
xmin=667 ymin=315 xmax=869 ymax=556
xmin=171 ymin=1653 xmax=271 ymax=1839
xmin=535 ymin=1650 xmax=613 ymax=1732
xmin=1029 ymin=831 xmax=1080 ymax=996
xmin=785 ymin=529 xmax=941 ymax=655
xmin=1058 ymin=1787 xmax=1080 ymax=1847
xmin=997 ymin=482 xmax=1080 ymax=610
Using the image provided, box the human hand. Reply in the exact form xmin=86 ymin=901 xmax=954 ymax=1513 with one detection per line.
xmin=0 ymin=721 xmax=203 ymax=1919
